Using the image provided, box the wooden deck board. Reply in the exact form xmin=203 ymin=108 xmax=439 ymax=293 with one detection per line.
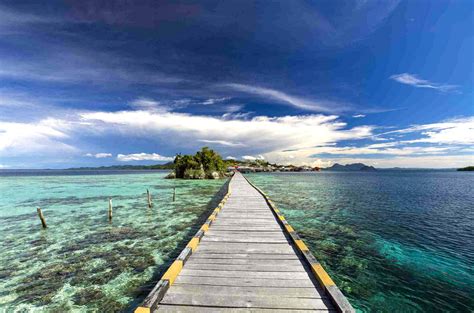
xmin=160 ymin=293 xmax=332 ymax=310
xmin=156 ymin=172 xmax=333 ymax=312
xmin=157 ymin=305 xmax=336 ymax=312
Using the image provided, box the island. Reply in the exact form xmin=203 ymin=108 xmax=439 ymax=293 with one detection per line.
xmin=324 ymin=163 xmax=377 ymax=171
xmin=457 ymin=166 xmax=474 ymax=171
xmin=167 ymin=147 xmax=227 ymax=179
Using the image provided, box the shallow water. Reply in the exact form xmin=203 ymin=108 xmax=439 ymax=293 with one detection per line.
xmin=0 ymin=170 xmax=224 ymax=312
xmin=246 ymin=171 xmax=474 ymax=312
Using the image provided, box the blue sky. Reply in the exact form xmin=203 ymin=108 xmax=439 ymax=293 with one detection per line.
xmin=0 ymin=0 xmax=473 ymax=168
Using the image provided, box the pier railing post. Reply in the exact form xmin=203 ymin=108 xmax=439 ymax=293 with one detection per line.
xmin=147 ymin=189 xmax=152 ymax=208
xmin=108 ymin=198 xmax=113 ymax=221
xmin=36 ymin=208 xmax=47 ymax=228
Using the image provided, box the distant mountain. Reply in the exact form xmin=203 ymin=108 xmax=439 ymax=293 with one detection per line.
xmin=67 ymin=162 xmax=174 ymax=170
xmin=325 ymin=163 xmax=376 ymax=171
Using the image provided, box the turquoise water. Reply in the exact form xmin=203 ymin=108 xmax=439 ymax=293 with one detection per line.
xmin=0 ymin=171 xmax=225 ymax=312
xmin=247 ymin=171 xmax=474 ymax=312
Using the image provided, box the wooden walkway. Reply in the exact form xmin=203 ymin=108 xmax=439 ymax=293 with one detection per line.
xmin=136 ymin=172 xmax=354 ymax=313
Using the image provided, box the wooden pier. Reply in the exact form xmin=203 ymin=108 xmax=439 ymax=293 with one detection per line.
xmin=136 ymin=172 xmax=354 ymax=312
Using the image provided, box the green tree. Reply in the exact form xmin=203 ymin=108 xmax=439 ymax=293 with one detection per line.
xmin=172 ymin=147 xmax=226 ymax=179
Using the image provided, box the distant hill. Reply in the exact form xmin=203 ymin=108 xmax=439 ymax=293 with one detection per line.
xmin=325 ymin=163 xmax=376 ymax=171
xmin=457 ymin=166 xmax=474 ymax=171
xmin=67 ymin=162 xmax=174 ymax=170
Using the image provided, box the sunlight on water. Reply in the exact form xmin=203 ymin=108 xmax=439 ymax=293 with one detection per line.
xmin=0 ymin=171 xmax=225 ymax=311
xmin=247 ymin=171 xmax=474 ymax=313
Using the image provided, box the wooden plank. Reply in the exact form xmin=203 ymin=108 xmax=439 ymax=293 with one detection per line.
xmin=157 ymin=304 xmax=335 ymax=312
xmin=183 ymin=263 xmax=307 ymax=272
xmin=189 ymin=253 xmax=300 ymax=260
xmin=196 ymin=242 xmax=295 ymax=251
xmin=173 ymin=276 xmax=317 ymax=288
xmin=168 ymin=285 xmax=325 ymax=298
xmin=200 ymin=237 xmax=289 ymax=244
xmin=186 ymin=258 xmax=303 ymax=266
xmin=205 ymin=229 xmax=284 ymax=234
xmin=179 ymin=269 xmax=311 ymax=280
xmin=160 ymin=293 xmax=332 ymax=310
xmin=209 ymin=227 xmax=283 ymax=231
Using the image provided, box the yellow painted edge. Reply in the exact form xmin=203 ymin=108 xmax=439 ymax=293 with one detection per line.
xmin=285 ymin=224 xmax=295 ymax=232
xmin=186 ymin=237 xmax=200 ymax=251
xmin=278 ymin=214 xmax=286 ymax=221
xmin=134 ymin=307 xmax=150 ymax=313
xmin=273 ymin=208 xmax=280 ymax=213
xmin=311 ymin=263 xmax=335 ymax=287
xmin=162 ymin=260 xmax=183 ymax=285
xmin=200 ymin=224 xmax=209 ymax=232
xmin=208 ymin=214 xmax=217 ymax=221
xmin=294 ymin=239 xmax=309 ymax=251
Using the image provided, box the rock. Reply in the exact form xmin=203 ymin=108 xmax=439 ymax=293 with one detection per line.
xmin=165 ymin=171 xmax=176 ymax=179
xmin=210 ymin=171 xmax=220 ymax=179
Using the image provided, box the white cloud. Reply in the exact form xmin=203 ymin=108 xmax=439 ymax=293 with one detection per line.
xmin=117 ymin=152 xmax=173 ymax=162
xmin=80 ymin=111 xmax=372 ymax=156
xmin=198 ymin=139 xmax=245 ymax=147
xmin=386 ymin=117 xmax=474 ymax=145
xmin=390 ymin=73 xmax=459 ymax=93
xmin=353 ymin=114 xmax=365 ymax=118
xmin=242 ymin=155 xmax=265 ymax=161
xmin=129 ymin=97 xmax=165 ymax=111
xmin=85 ymin=153 xmax=112 ymax=158
xmin=226 ymin=156 xmax=236 ymax=160
xmin=224 ymin=83 xmax=351 ymax=113
xmin=201 ymin=97 xmax=230 ymax=105
xmin=242 ymin=155 xmax=257 ymax=161
xmin=0 ymin=118 xmax=77 ymax=156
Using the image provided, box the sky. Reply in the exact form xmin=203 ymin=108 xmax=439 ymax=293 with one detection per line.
xmin=0 ymin=0 xmax=473 ymax=169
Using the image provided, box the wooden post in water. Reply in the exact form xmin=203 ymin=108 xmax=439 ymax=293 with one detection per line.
xmin=147 ymin=189 xmax=152 ymax=208
xmin=173 ymin=187 xmax=176 ymax=202
xmin=108 ymin=198 xmax=113 ymax=221
xmin=36 ymin=208 xmax=47 ymax=228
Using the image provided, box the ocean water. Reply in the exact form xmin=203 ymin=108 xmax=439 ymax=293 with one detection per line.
xmin=0 ymin=170 xmax=225 ymax=312
xmin=246 ymin=171 xmax=474 ymax=313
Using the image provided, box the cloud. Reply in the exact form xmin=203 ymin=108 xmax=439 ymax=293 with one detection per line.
xmin=226 ymin=156 xmax=236 ymax=160
xmin=390 ymin=73 xmax=459 ymax=93
xmin=0 ymin=5 xmax=57 ymax=30
xmin=85 ymin=153 xmax=112 ymax=158
xmin=201 ymin=97 xmax=230 ymax=105
xmin=353 ymin=114 xmax=366 ymax=118
xmin=384 ymin=117 xmax=474 ymax=145
xmin=223 ymin=83 xmax=351 ymax=113
xmin=198 ymin=139 xmax=245 ymax=147
xmin=129 ymin=98 xmax=163 ymax=110
xmin=0 ymin=118 xmax=77 ymax=156
xmin=242 ymin=155 xmax=265 ymax=161
xmin=81 ymin=110 xmax=373 ymax=156
xmin=117 ymin=153 xmax=173 ymax=162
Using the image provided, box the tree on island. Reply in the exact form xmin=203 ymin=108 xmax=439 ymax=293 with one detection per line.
xmin=170 ymin=147 xmax=227 ymax=179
